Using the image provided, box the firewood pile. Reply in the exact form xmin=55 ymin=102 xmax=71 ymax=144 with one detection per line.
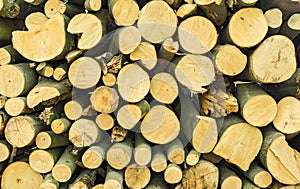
xmin=0 ymin=0 xmax=300 ymax=188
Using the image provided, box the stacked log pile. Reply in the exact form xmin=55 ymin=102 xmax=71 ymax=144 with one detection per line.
xmin=0 ymin=0 xmax=300 ymax=188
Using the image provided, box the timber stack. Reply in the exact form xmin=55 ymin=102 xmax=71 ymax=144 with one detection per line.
xmin=0 ymin=0 xmax=300 ymax=188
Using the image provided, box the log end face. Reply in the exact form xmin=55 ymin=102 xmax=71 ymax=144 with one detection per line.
xmin=0 ymin=65 xmax=25 ymax=98
xmin=29 ymin=150 xmax=55 ymax=173
xmin=221 ymin=176 xmax=242 ymax=189
xmin=52 ymin=164 xmax=72 ymax=183
xmin=254 ymin=170 xmax=273 ymax=188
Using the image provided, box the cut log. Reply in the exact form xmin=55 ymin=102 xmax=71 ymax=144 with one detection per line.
xmin=51 ymin=117 xmax=71 ymax=134
xmin=218 ymin=162 xmax=242 ymax=189
xmin=0 ymin=45 xmax=24 ymax=66
xmin=4 ymin=97 xmax=35 ymax=116
xmin=82 ymin=143 xmax=109 ymax=169
xmin=5 ymin=115 xmax=45 ymax=148
xmin=27 ymin=78 xmax=72 ymax=108
xmin=111 ymin=125 xmax=127 ymax=142
xmin=0 ymin=0 xmax=20 ymax=18
xmin=0 ymin=19 xmax=24 ymax=43
xmin=279 ymin=13 xmax=300 ymax=40
xmin=0 ymin=140 xmax=12 ymax=162
xmin=108 ymin=0 xmax=139 ymax=26
xmin=178 ymin=16 xmax=217 ymax=54
xmin=39 ymin=173 xmax=59 ymax=189
xmin=44 ymin=0 xmax=83 ymax=18
xmin=85 ymin=0 xmax=102 ymax=11
xmin=29 ymin=148 xmax=64 ymax=173
xmin=174 ymin=54 xmax=215 ymax=92
xmin=260 ymin=127 xmax=300 ymax=185
xmin=102 ymin=73 xmax=116 ymax=87
xmin=52 ymin=145 xmax=81 ymax=183
xmin=53 ymin=63 xmax=69 ymax=81
xmin=130 ymin=42 xmax=157 ymax=70
xmin=242 ymin=177 xmax=259 ymax=189
xmin=117 ymin=100 xmax=149 ymax=130
xmin=0 ymin=63 xmax=37 ymax=98
xmin=1 ymin=161 xmax=43 ymax=189
xmin=213 ymin=44 xmax=247 ymax=76
xmin=273 ymin=96 xmax=300 ymax=135
xmin=137 ymin=0 xmax=178 ymax=43
xmin=176 ymin=4 xmax=197 ymax=19
xmin=67 ymin=13 xmax=103 ymax=50
xmin=221 ymin=8 xmax=268 ymax=48
xmin=264 ymin=8 xmax=282 ymax=35
xmin=36 ymin=62 xmax=54 ymax=78
xmin=90 ymin=86 xmax=119 ymax=113
xmin=117 ymin=63 xmax=150 ymax=103
xmin=248 ymin=35 xmax=297 ymax=84
xmin=64 ymin=100 xmax=85 ymax=121
xmin=25 ymin=12 xmax=48 ymax=30
xmin=243 ymin=161 xmax=272 ymax=188
xmin=124 ymin=164 xmax=151 ymax=188
xmin=157 ymin=37 xmax=179 ymax=62
xmin=36 ymin=131 xmax=69 ymax=149
xmin=165 ymin=138 xmax=185 ymax=165
xmin=195 ymin=0 xmax=228 ymax=26
xmin=39 ymin=103 xmax=65 ymax=125
xmin=182 ymin=160 xmax=219 ymax=188
xmin=261 ymin=68 xmax=300 ymax=101
xmin=213 ymin=115 xmax=263 ymax=171
xmin=65 ymin=49 xmax=85 ymax=63
xmin=106 ymin=136 xmax=132 ymax=170
xmin=164 ymin=163 xmax=182 ymax=184
xmin=103 ymin=166 xmax=123 ymax=189
xmin=141 ymin=105 xmax=180 ymax=144
xmin=92 ymin=184 xmax=104 ymax=189
xmin=95 ymin=113 xmax=114 ymax=131
xmin=134 ymin=133 xmax=151 ymax=166
xmin=186 ymin=149 xmax=201 ymax=166
xmin=227 ymin=0 xmax=259 ymax=10
xmin=69 ymin=169 xmax=97 ymax=189
xmin=12 ymin=13 xmax=75 ymax=62
xmin=68 ymin=57 xmax=101 ymax=89
xmin=150 ymin=72 xmax=178 ymax=104
xmin=69 ymin=119 xmax=102 ymax=148
xmin=150 ymin=148 xmax=167 ymax=172
xmin=236 ymin=83 xmax=277 ymax=127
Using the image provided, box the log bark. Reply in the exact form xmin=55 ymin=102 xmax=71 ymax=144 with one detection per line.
xmin=218 ymin=162 xmax=242 ymax=189
xmin=164 ymin=163 xmax=182 ymax=184
xmin=141 ymin=105 xmax=180 ymax=144
xmin=117 ymin=100 xmax=149 ymax=130
xmin=69 ymin=169 xmax=97 ymax=189
xmin=259 ymin=127 xmax=300 ymax=185
xmin=195 ymin=0 xmax=228 ymax=26
xmin=39 ymin=173 xmax=59 ymax=189
xmin=52 ymin=145 xmax=82 ymax=183
xmin=273 ymin=96 xmax=300 ymax=135
xmin=0 ymin=45 xmax=24 ymax=65
xmin=178 ymin=16 xmax=217 ymax=54
xmin=69 ymin=119 xmax=102 ymax=148
xmin=0 ymin=95 xmax=7 ymax=109
xmin=145 ymin=174 xmax=168 ymax=189
xmin=220 ymin=8 xmax=268 ymax=48
xmin=95 ymin=113 xmax=114 ymax=131
xmin=117 ymin=63 xmax=150 ymax=103
xmin=202 ymin=152 xmax=222 ymax=164
xmin=0 ymin=63 xmax=37 ymax=98
xmin=213 ymin=115 xmax=263 ymax=171
xmin=182 ymin=160 xmax=219 ymax=188
xmin=0 ymin=19 xmax=24 ymax=44
xmin=213 ymin=44 xmax=247 ymax=76
xmin=36 ymin=131 xmax=69 ymax=149
xmin=29 ymin=148 xmax=64 ymax=173
xmin=130 ymin=42 xmax=157 ymax=70
xmin=36 ymin=62 xmax=54 ymax=78
xmin=27 ymin=78 xmax=72 ymax=108
xmin=68 ymin=57 xmax=101 ymax=89
xmin=5 ymin=115 xmax=45 ymax=148
xmin=12 ymin=13 xmax=75 ymax=62
xmin=82 ymin=143 xmax=110 ymax=169
xmin=150 ymin=72 xmax=178 ymax=104
xmin=174 ymin=54 xmax=215 ymax=92
xmin=103 ymin=166 xmax=123 ymax=189
xmin=134 ymin=133 xmax=151 ymax=166
xmin=51 ymin=117 xmax=71 ymax=134
xmin=243 ymin=161 xmax=273 ymax=188
xmin=124 ymin=164 xmax=151 ymax=188
xmin=90 ymin=86 xmax=119 ymax=113
xmin=157 ymin=37 xmax=179 ymax=62
xmin=150 ymin=147 xmax=167 ymax=172
xmin=108 ymin=0 xmax=139 ymax=26
xmin=137 ymin=0 xmax=178 ymax=43
xmin=1 ymin=161 xmax=43 ymax=189
xmin=236 ymin=83 xmax=277 ymax=127
xmin=106 ymin=136 xmax=132 ymax=170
